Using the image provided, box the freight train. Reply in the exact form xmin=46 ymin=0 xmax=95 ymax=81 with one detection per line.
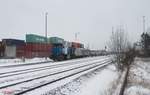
xmin=0 ymin=34 xmax=106 ymax=61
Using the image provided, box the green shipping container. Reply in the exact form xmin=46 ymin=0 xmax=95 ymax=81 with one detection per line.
xmin=26 ymin=34 xmax=47 ymax=43
xmin=49 ymin=37 xmax=64 ymax=44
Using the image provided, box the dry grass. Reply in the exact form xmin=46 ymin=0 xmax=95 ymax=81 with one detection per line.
xmin=125 ymin=58 xmax=150 ymax=95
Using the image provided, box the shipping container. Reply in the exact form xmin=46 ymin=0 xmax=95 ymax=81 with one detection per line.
xmin=0 ymin=42 xmax=4 ymax=57
xmin=24 ymin=43 xmax=52 ymax=58
xmin=4 ymin=46 xmax=16 ymax=58
xmin=82 ymin=49 xmax=90 ymax=56
xmin=24 ymin=51 xmax=51 ymax=58
xmin=72 ymin=42 xmax=83 ymax=48
xmin=90 ymin=50 xmax=98 ymax=56
xmin=2 ymin=39 xmax=25 ymax=46
xmin=63 ymin=41 xmax=72 ymax=47
xmin=74 ymin=48 xmax=83 ymax=57
xmin=49 ymin=37 xmax=64 ymax=44
xmin=70 ymin=47 xmax=75 ymax=56
xmin=50 ymin=46 xmax=64 ymax=60
xmin=24 ymin=43 xmax=33 ymax=52
xmin=80 ymin=44 xmax=84 ymax=48
xmin=16 ymin=45 xmax=25 ymax=58
xmin=26 ymin=34 xmax=47 ymax=44
xmin=25 ymin=43 xmax=52 ymax=52
xmin=24 ymin=51 xmax=33 ymax=58
xmin=52 ymin=46 xmax=63 ymax=56
xmin=62 ymin=47 xmax=68 ymax=55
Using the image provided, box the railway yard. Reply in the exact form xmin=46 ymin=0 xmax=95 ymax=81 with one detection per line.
xmin=0 ymin=34 xmax=117 ymax=95
xmin=0 ymin=56 xmax=122 ymax=95
xmin=1 ymin=0 xmax=150 ymax=94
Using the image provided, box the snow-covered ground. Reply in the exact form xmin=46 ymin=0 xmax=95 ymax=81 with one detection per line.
xmin=0 ymin=56 xmax=110 ymax=67
xmin=0 ymin=56 xmax=113 ymax=95
xmin=27 ymin=64 xmax=120 ymax=95
xmin=124 ymin=57 xmax=150 ymax=95
xmin=0 ymin=55 xmax=128 ymax=95
xmin=0 ymin=57 xmax=53 ymax=66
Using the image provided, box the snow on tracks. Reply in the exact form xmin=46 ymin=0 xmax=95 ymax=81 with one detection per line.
xmin=0 ymin=56 xmax=111 ymax=95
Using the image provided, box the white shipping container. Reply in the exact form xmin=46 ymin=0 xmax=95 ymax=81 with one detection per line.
xmin=82 ymin=49 xmax=90 ymax=56
xmin=63 ymin=41 xmax=72 ymax=47
xmin=5 ymin=46 xmax=16 ymax=58
xmin=63 ymin=47 xmax=68 ymax=55
xmin=75 ymin=48 xmax=83 ymax=56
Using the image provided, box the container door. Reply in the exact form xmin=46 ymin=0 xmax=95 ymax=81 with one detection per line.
xmin=5 ymin=46 xmax=16 ymax=58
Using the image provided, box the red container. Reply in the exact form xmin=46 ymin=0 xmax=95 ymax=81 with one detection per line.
xmin=0 ymin=42 xmax=4 ymax=57
xmin=16 ymin=45 xmax=25 ymax=58
xmin=24 ymin=51 xmax=33 ymax=58
xmin=25 ymin=43 xmax=52 ymax=52
xmin=24 ymin=43 xmax=52 ymax=58
xmin=24 ymin=51 xmax=51 ymax=58
xmin=72 ymin=42 xmax=82 ymax=48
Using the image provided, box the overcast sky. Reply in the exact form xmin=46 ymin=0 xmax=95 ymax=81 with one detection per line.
xmin=0 ymin=0 xmax=150 ymax=49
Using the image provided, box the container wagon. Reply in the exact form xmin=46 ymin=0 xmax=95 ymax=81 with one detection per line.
xmin=49 ymin=37 xmax=87 ymax=61
xmin=49 ymin=37 xmax=65 ymax=61
xmin=0 ymin=42 xmax=4 ymax=58
xmin=2 ymin=39 xmax=25 ymax=58
xmin=24 ymin=43 xmax=52 ymax=58
xmin=0 ymin=34 xmax=104 ymax=60
xmin=25 ymin=34 xmax=52 ymax=58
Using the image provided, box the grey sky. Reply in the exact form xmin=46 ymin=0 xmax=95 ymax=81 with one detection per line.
xmin=0 ymin=0 xmax=150 ymax=49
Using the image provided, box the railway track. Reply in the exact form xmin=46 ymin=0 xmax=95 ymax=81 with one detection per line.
xmin=0 ymin=59 xmax=110 ymax=88
xmin=0 ymin=56 xmax=107 ymax=68
xmin=0 ymin=56 xmax=111 ymax=95
xmin=0 ymin=59 xmax=109 ymax=88
xmin=20 ymin=61 xmax=111 ymax=95
xmin=0 ymin=56 xmax=108 ymax=77
xmin=0 ymin=61 xmax=54 ymax=68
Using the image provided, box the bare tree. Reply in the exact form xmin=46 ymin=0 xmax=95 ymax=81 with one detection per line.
xmin=109 ymin=26 xmax=129 ymax=71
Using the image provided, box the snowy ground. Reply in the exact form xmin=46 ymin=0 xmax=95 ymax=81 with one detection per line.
xmin=124 ymin=57 xmax=150 ymax=95
xmin=0 ymin=58 xmax=53 ymax=66
xmin=32 ymin=64 xmax=120 ymax=95
xmin=0 ymin=56 xmax=126 ymax=95
xmin=0 ymin=56 xmax=114 ymax=95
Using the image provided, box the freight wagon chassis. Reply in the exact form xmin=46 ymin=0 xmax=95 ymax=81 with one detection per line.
xmin=49 ymin=54 xmax=65 ymax=61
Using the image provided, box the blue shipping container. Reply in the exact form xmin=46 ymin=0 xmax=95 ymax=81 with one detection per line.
xmin=52 ymin=47 xmax=63 ymax=56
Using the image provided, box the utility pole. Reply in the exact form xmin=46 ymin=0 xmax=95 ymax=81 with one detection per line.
xmin=75 ymin=32 xmax=80 ymax=42
xmin=45 ymin=12 xmax=48 ymax=60
xmin=112 ymin=26 xmax=114 ymax=33
xmin=143 ymin=16 xmax=146 ymax=33
xmin=112 ymin=26 xmax=114 ymax=36
xmin=45 ymin=12 xmax=48 ymax=43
